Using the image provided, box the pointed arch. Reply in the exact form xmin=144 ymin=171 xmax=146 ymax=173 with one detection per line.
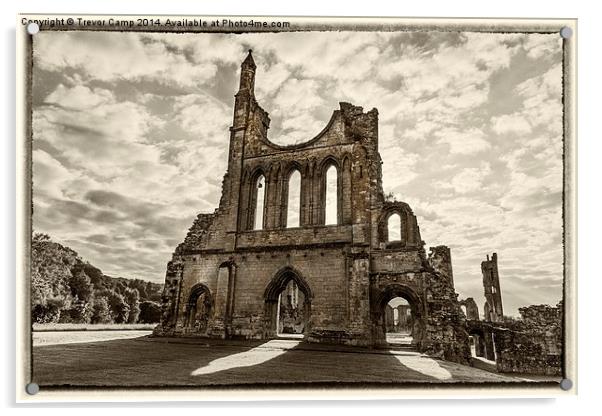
xmin=264 ymin=266 xmax=313 ymax=301
xmin=248 ymin=167 xmax=267 ymax=230
xmin=285 ymin=168 xmax=302 ymax=228
xmin=188 ymin=283 xmax=213 ymax=306
xmin=319 ymin=156 xmax=341 ymax=225
xmin=184 ymin=283 xmax=213 ymax=332
xmin=387 ymin=213 xmax=402 ymax=241
xmin=263 ymin=266 xmax=313 ymax=338
xmin=377 ymin=203 xmax=419 ymax=247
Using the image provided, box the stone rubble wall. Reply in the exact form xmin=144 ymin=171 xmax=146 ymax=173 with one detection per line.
xmin=492 ymin=302 xmax=563 ymax=375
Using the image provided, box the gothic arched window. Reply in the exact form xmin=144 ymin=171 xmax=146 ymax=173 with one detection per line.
xmin=286 ymin=170 xmax=301 ymax=228
xmin=253 ymin=175 xmax=266 ymax=230
xmin=387 ymin=213 xmax=401 ymax=241
xmin=324 ymin=165 xmax=338 ymax=225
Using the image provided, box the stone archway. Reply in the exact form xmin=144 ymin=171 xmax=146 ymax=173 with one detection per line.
xmin=372 ymin=283 xmax=426 ymax=348
xmin=184 ymin=283 xmax=213 ymax=334
xmin=263 ymin=267 xmax=313 ymax=339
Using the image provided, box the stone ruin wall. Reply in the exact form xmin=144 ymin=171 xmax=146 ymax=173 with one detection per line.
xmin=154 ymin=50 xmax=472 ymax=365
xmin=458 ymin=253 xmax=563 ymax=376
xmin=492 ymin=302 xmax=563 ymax=376
xmin=154 ymin=51 xmax=566 ymax=375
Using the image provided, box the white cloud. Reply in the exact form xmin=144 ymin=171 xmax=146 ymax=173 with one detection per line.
xmin=32 ymin=149 xmax=75 ymax=200
xmin=436 ymin=128 xmax=491 ymax=155
xmin=45 ymin=84 xmax=114 ymax=109
xmin=523 ymin=34 xmax=562 ymax=59
xmin=35 ymin=32 xmax=218 ymax=88
xmin=446 ymin=163 xmax=491 ymax=194
xmin=491 ymin=114 xmax=532 ymax=135
xmin=515 ymin=63 xmax=563 ymax=130
xmin=31 ymin=31 xmax=564 ymax=316
xmin=173 ymin=94 xmax=230 ymax=138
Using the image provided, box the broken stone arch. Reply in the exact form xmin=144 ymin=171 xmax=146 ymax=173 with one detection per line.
xmin=263 ymin=266 xmax=313 ymax=338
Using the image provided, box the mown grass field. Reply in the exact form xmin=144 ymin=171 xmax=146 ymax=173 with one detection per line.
xmin=32 ymin=333 xmax=558 ymax=387
xmin=32 ymin=323 xmax=157 ymax=332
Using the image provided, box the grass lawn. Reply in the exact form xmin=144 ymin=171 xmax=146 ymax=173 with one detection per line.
xmin=33 ymin=323 xmax=158 ymax=332
xmin=32 ymin=335 xmax=560 ymax=387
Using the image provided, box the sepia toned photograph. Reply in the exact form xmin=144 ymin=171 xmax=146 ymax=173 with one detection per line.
xmin=16 ymin=16 xmax=576 ymax=399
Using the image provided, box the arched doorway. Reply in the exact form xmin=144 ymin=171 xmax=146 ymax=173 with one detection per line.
xmin=184 ymin=284 xmax=213 ymax=334
xmin=373 ymin=284 xmax=425 ymax=348
xmin=264 ymin=267 xmax=312 ymax=339
xmin=384 ymin=297 xmax=413 ymax=346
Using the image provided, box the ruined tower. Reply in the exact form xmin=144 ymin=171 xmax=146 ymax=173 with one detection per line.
xmin=481 ymin=253 xmax=504 ymax=322
xmin=154 ymin=51 xmax=471 ymax=364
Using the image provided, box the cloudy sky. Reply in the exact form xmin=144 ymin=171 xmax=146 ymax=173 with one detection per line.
xmin=32 ymin=30 xmax=563 ymax=317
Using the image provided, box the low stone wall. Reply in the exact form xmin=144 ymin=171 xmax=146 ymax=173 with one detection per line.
xmin=493 ymin=302 xmax=563 ymax=376
xmin=493 ymin=328 xmax=562 ymax=376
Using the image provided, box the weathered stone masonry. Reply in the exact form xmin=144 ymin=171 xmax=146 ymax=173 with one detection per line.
xmin=462 ymin=253 xmax=562 ymax=375
xmin=154 ymin=51 xmax=471 ymax=364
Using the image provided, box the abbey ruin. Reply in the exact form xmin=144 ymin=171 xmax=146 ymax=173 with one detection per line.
xmin=154 ymin=51 xmax=563 ymax=373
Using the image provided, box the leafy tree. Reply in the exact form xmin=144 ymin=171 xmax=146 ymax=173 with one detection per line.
xmin=32 ymin=297 xmax=65 ymax=323
xmin=91 ymin=296 xmax=112 ymax=324
xmin=146 ymin=281 xmax=162 ymax=302
xmin=82 ymin=263 xmax=104 ymax=287
xmin=124 ymin=287 xmax=140 ymax=324
xmin=139 ymin=301 xmax=162 ymax=323
xmin=115 ymin=280 xmax=127 ymax=296
xmin=102 ymin=291 xmax=130 ymax=323
xmin=69 ymin=270 xmax=94 ymax=303
xmin=31 ymin=233 xmax=164 ymax=324
xmin=31 ymin=233 xmax=75 ymax=308
xmin=59 ymin=301 xmax=93 ymax=323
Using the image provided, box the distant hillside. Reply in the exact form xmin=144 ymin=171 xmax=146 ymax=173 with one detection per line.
xmin=31 ymin=233 xmax=163 ymax=325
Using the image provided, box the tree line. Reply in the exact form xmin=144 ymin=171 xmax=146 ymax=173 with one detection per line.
xmin=31 ymin=233 xmax=164 ymax=325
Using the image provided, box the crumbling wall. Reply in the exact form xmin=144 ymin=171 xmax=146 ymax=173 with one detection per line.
xmin=175 ymin=213 xmax=215 ymax=255
xmin=459 ymin=297 xmax=480 ymax=321
xmin=428 ymin=246 xmax=454 ymax=287
xmin=369 ymin=258 xmax=471 ymax=365
xmin=153 ymin=260 xmax=184 ymax=335
xmin=491 ymin=302 xmax=562 ymax=375
xmin=421 ymin=272 xmax=471 ymax=365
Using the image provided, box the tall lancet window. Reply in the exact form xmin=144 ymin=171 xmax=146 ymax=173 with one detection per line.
xmin=387 ymin=213 xmax=402 ymax=241
xmin=287 ymin=170 xmax=301 ymax=228
xmin=254 ymin=175 xmax=266 ymax=230
xmin=325 ymin=165 xmax=338 ymax=225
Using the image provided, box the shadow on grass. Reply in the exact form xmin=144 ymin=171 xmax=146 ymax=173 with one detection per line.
xmin=33 ymin=336 xmax=541 ymax=388
xmin=187 ymin=339 xmax=444 ymax=385
xmin=33 ymin=335 xmax=260 ymax=387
